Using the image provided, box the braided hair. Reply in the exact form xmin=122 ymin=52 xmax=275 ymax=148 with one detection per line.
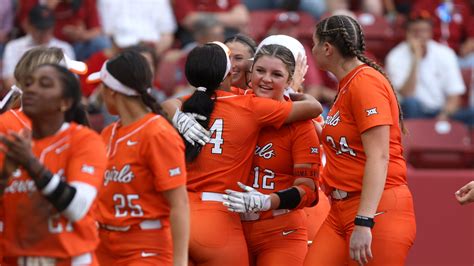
xmin=315 ymin=15 xmax=406 ymax=133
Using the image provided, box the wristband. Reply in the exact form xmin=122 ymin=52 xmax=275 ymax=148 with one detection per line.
xmin=275 ymin=187 xmax=301 ymax=209
xmin=354 ymin=215 xmax=375 ymax=229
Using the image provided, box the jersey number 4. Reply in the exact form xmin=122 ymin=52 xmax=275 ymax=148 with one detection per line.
xmin=209 ymin=118 xmax=224 ymax=154
xmin=113 ymin=194 xmax=144 ymax=217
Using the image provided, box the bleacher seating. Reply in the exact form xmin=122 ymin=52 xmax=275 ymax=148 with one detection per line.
xmin=247 ymin=10 xmax=316 ymax=44
xmin=356 ymin=12 xmax=396 ymax=63
xmin=402 ymin=119 xmax=472 ymax=169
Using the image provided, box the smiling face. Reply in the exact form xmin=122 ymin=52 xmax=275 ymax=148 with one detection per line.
xmin=251 ymin=55 xmax=291 ymax=101
xmin=22 ymin=65 xmax=71 ymax=120
xmin=226 ymin=41 xmax=253 ymax=88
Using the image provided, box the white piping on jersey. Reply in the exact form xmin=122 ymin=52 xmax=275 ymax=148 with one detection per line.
xmin=334 ymin=66 xmax=371 ymax=105
xmin=38 ymin=123 xmax=71 ymax=163
xmin=215 ymin=95 xmax=240 ymax=100
xmin=214 ymin=90 xmax=253 ymax=99
xmin=106 ymin=115 xmax=161 ymax=157
xmin=10 ymin=110 xmax=30 ymax=130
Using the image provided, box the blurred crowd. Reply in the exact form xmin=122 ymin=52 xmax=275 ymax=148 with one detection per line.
xmin=0 ymin=0 xmax=473 ymax=130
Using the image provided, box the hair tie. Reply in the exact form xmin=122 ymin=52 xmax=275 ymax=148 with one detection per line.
xmin=196 ymin=87 xmax=207 ymax=92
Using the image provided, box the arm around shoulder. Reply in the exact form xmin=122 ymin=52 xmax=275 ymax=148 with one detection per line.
xmin=285 ymin=93 xmax=322 ymax=124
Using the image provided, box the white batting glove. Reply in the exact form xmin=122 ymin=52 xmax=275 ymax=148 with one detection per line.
xmin=223 ymin=182 xmax=272 ymax=213
xmin=172 ymin=108 xmax=211 ymax=146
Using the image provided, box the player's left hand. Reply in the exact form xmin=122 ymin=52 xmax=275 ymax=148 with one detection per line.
xmin=349 ymin=225 xmax=373 ymax=266
xmin=223 ymin=182 xmax=272 ymax=213
xmin=289 ymin=53 xmax=308 ymax=93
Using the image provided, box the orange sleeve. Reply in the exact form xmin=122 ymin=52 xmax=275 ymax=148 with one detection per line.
xmin=312 ymin=115 xmax=324 ymax=125
xmin=291 ymin=121 xmax=321 ymax=166
xmin=67 ymin=129 xmax=107 ymax=189
xmin=349 ymin=74 xmax=394 ymax=133
xmin=250 ymin=96 xmax=293 ymax=129
xmin=0 ymin=113 xmax=10 ymax=134
xmin=142 ymin=127 xmax=187 ymax=192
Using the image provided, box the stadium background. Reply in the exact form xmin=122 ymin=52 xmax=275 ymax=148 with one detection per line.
xmin=0 ymin=0 xmax=472 ymax=265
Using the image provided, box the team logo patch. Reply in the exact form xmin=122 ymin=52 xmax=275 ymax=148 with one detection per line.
xmin=104 ymin=164 xmax=135 ymax=186
xmin=310 ymin=147 xmax=319 ymax=154
xmin=255 ymin=143 xmax=276 ymax=159
xmin=169 ymin=167 xmax=181 ymax=177
xmin=81 ymin=164 xmax=95 ymax=174
xmin=366 ymin=108 xmax=378 ymax=116
xmin=325 ymin=111 xmax=341 ymax=127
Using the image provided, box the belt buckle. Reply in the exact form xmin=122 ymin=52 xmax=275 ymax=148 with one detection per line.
xmin=332 ymin=189 xmax=348 ymax=200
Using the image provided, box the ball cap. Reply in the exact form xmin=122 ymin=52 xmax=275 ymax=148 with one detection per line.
xmin=28 ymin=5 xmax=55 ymax=30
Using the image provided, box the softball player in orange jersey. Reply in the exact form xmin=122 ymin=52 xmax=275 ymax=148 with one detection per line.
xmin=304 ymin=15 xmax=416 ymax=266
xmin=0 ymin=47 xmax=87 ymax=265
xmin=86 ymin=51 xmax=189 ymax=266
xmin=0 ymin=64 xmax=106 ymax=265
xmin=222 ymin=44 xmax=321 ymax=266
xmin=162 ymin=42 xmax=322 ymax=266
xmin=224 ymin=35 xmax=331 ymax=248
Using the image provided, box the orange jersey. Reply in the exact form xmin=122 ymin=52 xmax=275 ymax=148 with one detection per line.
xmin=97 ymin=113 xmax=186 ymax=226
xmin=249 ymin=120 xmax=320 ymax=218
xmin=321 ymin=64 xmax=406 ymax=192
xmin=0 ymin=109 xmax=31 ymax=133
xmin=229 ymin=86 xmax=247 ymax=95
xmin=1 ymin=123 xmax=107 ymax=258
xmin=186 ymin=90 xmax=292 ymax=193
xmin=0 ymin=109 xmax=30 ymax=263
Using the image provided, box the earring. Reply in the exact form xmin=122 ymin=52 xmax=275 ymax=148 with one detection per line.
xmin=60 ymin=105 xmax=68 ymax=112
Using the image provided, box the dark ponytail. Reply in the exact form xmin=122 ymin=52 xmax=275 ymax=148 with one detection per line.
xmin=182 ymin=43 xmax=228 ymax=162
xmin=106 ymin=50 xmax=164 ymax=116
xmin=42 ymin=64 xmax=90 ymax=126
xmin=315 ymin=15 xmax=406 ymax=133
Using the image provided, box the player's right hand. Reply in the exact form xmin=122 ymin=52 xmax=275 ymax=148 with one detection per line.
xmin=172 ymin=108 xmax=211 ymax=146
xmin=223 ymin=182 xmax=272 ymax=213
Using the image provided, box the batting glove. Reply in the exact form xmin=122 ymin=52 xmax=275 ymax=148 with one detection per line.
xmin=223 ymin=182 xmax=272 ymax=213
xmin=172 ymin=108 xmax=211 ymax=146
